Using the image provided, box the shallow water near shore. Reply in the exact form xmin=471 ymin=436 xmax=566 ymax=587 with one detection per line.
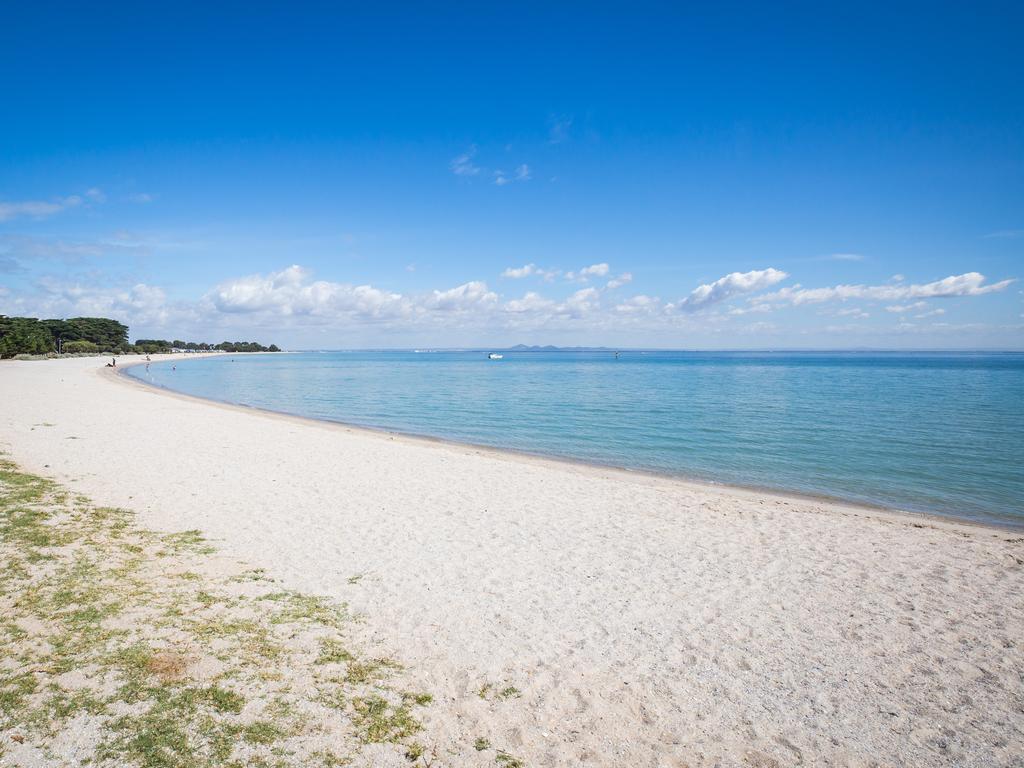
xmin=128 ymin=350 xmax=1024 ymax=525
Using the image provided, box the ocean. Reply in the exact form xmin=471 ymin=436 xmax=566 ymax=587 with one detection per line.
xmin=128 ymin=350 xmax=1024 ymax=526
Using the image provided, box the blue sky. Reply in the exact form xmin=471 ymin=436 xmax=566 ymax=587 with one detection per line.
xmin=1 ymin=2 xmax=1022 ymax=348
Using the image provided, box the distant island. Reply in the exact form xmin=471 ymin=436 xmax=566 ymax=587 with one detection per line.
xmin=0 ymin=315 xmax=280 ymax=358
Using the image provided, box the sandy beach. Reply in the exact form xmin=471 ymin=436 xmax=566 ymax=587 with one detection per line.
xmin=1 ymin=355 xmax=1022 ymax=767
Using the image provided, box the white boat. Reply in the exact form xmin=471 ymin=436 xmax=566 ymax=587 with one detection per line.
xmin=487 ymin=353 xmax=503 ymax=360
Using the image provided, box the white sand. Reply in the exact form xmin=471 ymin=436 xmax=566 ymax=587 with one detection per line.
xmin=1 ymin=355 xmax=1022 ymax=767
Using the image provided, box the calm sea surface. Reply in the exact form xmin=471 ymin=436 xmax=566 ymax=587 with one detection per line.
xmin=129 ymin=351 xmax=1024 ymax=526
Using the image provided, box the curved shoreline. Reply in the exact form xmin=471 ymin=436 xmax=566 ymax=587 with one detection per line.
xmin=110 ymin=353 xmax=1020 ymax=533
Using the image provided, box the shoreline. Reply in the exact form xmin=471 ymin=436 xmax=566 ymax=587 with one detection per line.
xmin=112 ymin=353 xmax=1021 ymax=534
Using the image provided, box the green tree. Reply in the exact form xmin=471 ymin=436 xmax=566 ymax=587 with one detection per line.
xmin=62 ymin=340 xmax=100 ymax=353
xmin=0 ymin=316 xmax=55 ymax=358
xmin=40 ymin=317 xmax=129 ymax=351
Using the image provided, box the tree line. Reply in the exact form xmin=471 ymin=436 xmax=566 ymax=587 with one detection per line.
xmin=134 ymin=339 xmax=281 ymax=354
xmin=0 ymin=316 xmax=280 ymax=358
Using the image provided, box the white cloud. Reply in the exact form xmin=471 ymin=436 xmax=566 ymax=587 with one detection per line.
xmin=564 ymin=287 xmax=600 ymax=315
xmin=502 ymin=264 xmax=537 ymax=278
xmin=982 ymin=229 xmax=1023 ymax=239
xmin=503 ymin=286 xmax=625 ymax=321
xmin=614 ymin=295 xmax=661 ymax=314
xmin=729 ymin=303 xmax=773 ymax=316
xmin=6 ymin=259 xmax=1019 ymax=348
xmin=548 ymin=116 xmax=572 ymax=144
xmin=885 ymin=301 xmax=928 ymax=313
xmin=494 ymin=163 xmax=532 ymax=186
xmin=504 ymin=291 xmax=556 ymax=314
xmin=427 ymin=281 xmax=498 ymax=312
xmin=127 ymin=192 xmax=154 ymax=204
xmin=500 ymin=263 xmax=561 ymax=281
xmin=672 ymin=268 xmax=788 ymax=312
xmin=566 ymin=263 xmax=611 ymax=281
xmin=0 ymin=233 xmax=149 ymax=262
xmin=823 ymin=253 xmax=864 ymax=261
xmin=208 ymin=270 xmax=501 ymax=326
xmin=759 ymin=272 xmax=1015 ymax=305
xmin=451 ymin=147 xmax=481 ymax=177
xmin=835 ymin=307 xmax=870 ymax=319
xmin=606 ymin=272 xmax=632 ymax=289
xmin=0 ymin=188 xmax=107 ymax=222
xmin=208 ymin=265 xmax=411 ymax=320
xmin=0 ymin=195 xmax=81 ymax=222
xmin=4 ymin=277 xmax=183 ymax=328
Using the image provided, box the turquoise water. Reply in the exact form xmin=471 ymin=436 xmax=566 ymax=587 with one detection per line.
xmin=128 ymin=351 xmax=1024 ymax=526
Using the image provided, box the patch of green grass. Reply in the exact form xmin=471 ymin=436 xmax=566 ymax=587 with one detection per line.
xmin=189 ymin=685 xmax=246 ymax=714
xmin=476 ymin=682 xmax=521 ymax=701
xmin=316 ymin=638 xmax=354 ymax=665
xmin=317 ymin=687 xmax=347 ymax=711
xmin=105 ymin=708 xmax=196 ymax=768
xmin=230 ymin=567 xmax=271 ymax=583
xmin=0 ymin=620 xmax=28 ymax=643
xmin=31 ymin=688 xmax=107 ymax=727
xmin=1 ymin=506 xmax=69 ymax=548
xmin=102 ymin=686 xmax=246 ymax=766
xmin=474 ymin=737 xmax=491 ymax=751
xmin=309 ymin=751 xmax=350 ymax=767
xmin=0 ymin=455 xmax=445 ymax=766
xmin=161 ymin=529 xmax=216 ymax=555
xmin=404 ymin=741 xmax=425 ymax=761
xmin=187 ymin=616 xmax=283 ymax=663
xmin=343 ymin=658 xmax=400 ymax=685
xmin=262 ymin=591 xmax=348 ymax=628
xmin=495 ymin=750 xmax=525 ymax=767
xmin=109 ymin=642 xmax=160 ymax=701
xmin=351 ymin=695 xmax=421 ymax=743
xmin=0 ymin=671 xmax=38 ymax=714
xmin=244 ymin=721 xmax=286 ymax=745
xmin=195 ymin=590 xmax=220 ymax=607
